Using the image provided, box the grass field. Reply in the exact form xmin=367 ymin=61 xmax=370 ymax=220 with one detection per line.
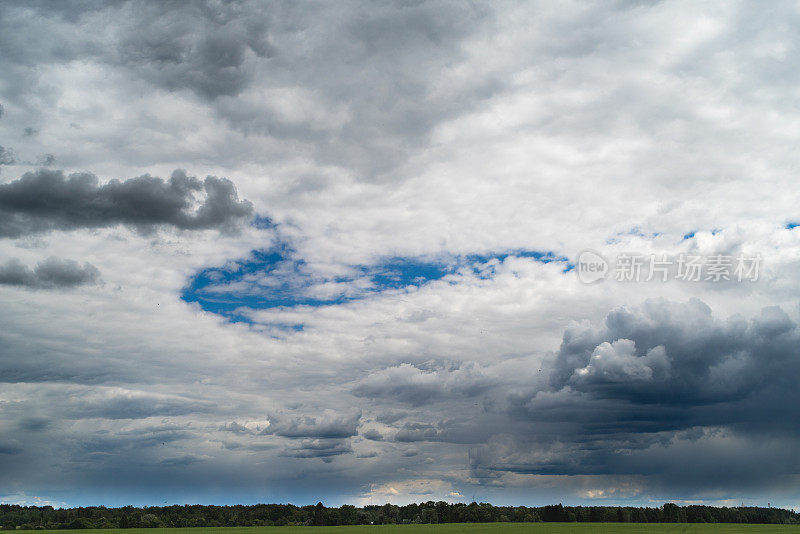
xmin=33 ymin=525 xmax=800 ymax=534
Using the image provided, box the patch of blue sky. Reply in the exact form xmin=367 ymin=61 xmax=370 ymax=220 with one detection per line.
xmin=607 ymin=227 xmax=663 ymax=244
xmin=250 ymin=215 xmax=275 ymax=229
xmin=181 ymin=245 xmax=322 ymax=321
xmin=370 ymin=257 xmax=452 ymax=289
xmin=181 ymin=245 xmax=568 ymax=322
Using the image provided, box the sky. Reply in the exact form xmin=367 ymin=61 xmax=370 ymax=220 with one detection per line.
xmin=1 ymin=0 xmax=800 ymax=510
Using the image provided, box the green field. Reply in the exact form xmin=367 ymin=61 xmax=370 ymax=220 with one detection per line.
xmin=32 ymin=525 xmax=800 ymax=534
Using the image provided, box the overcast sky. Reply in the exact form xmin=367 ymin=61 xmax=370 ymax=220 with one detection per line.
xmin=2 ymin=0 xmax=800 ymax=510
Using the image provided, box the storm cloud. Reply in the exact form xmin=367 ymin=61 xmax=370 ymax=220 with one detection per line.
xmin=468 ymin=299 xmax=800 ymax=493
xmin=0 ymin=169 xmax=252 ymax=237
xmin=546 ymin=299 xmax=800 ymax=415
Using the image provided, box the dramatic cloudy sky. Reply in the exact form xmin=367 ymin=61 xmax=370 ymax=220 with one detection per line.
xmin=2 ymin=0 xmax=800 ymax=510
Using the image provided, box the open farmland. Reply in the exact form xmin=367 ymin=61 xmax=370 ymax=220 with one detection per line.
xmin=31 ymin=524 xmax=800 ymax=534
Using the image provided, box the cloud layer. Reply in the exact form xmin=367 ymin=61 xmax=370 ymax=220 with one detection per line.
xmin=2 ymin=0 xmax=800 ymax=510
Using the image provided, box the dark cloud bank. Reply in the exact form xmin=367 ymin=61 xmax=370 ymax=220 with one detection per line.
xmin=466 ymin=299 xmax=800 ymax=493
xmin=353 ymin=299 xmax=800 ymax=495
xmin=0 ymin=169 xmax=253 ymax=238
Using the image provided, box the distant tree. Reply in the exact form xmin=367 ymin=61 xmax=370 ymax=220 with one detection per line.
xmin=312 ymin=502 xmax=325 ymax=526
xmin=0 ymin=500 xmax=798 ymax=528
xmin=663 ymin=503 xmax=685 ymax=522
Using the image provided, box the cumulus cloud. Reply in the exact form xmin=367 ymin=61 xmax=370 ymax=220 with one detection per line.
xmin=0 ymin=169 xmax=252 ymax=238
xmin=469 ymin=299 xmax=800 ymax=493
xmin=569 ymin=340 xmax=670 ymax=386
xmin=547 ymin=299 xmax=799 ymax=408
xmin=0 ymin=257 xmax=100 ymax=288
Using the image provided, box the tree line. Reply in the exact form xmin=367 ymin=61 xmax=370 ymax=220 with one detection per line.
xmin=1 ymin=501 xmax=797 ymax=529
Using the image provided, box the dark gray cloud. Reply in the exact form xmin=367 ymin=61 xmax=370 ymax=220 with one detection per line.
xmin=112 ymin=3 xmax=270 ymax=100
xmin=0 ymin=257 xmax=100 ymax=288
xmin=469 ymin=299 xmax=800 ymax=493
xmin=0 ymin=169 xmax=252 ymax=237
xmin=265 ymin=410 xmax=362 ymax=440
xmin=546 ymin=299 xmax=798 ymax=411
